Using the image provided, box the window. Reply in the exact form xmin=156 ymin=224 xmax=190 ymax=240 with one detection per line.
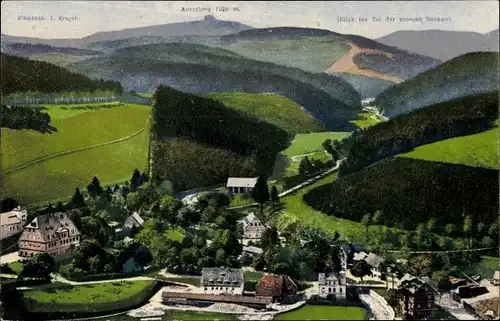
xmin=328 ymin=288 xmax=332 ymax=293
xmin=340 ymin=288 xmax=342 ymax=293
xmin=333 ymin=288 xmax=336 ymax=293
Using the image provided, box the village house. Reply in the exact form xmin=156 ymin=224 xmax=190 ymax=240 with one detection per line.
xmin=317 ymin=246 xmax=348 ymax=300
xmin=201 ymin=267 xmax=244 ymax=296
xmin=318 ymin=272 xmax=347 ymax=300
xmin=397 ymin=274 xmax=439 ymax=320
xmin=0 ymin=206 xmax=28 ymax=240
xmin=255 ymin=274 xmax=298 ymax=304
xmin=18 ymin=212 xmax=81 ymax=258
xmin=239 ymin=212 xmax=267 ymax=240
xmin=365 ymin=252 xmax=385 ymax=278
xmin=122 ymin=212 xmax=145 ymax=236
xmin=226 ymin=177 xmax=258 ymax=194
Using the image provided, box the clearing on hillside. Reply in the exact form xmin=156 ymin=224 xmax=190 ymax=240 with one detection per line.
xmin=1 ymin=103 xmax=151 ymax=204
xmin=398 ymin=127 xmax=499 ymax=169
xmin=207 ymin=92 xmax=326 ymax=134
xmin=281 ymin=132 xmax=351 ymax=157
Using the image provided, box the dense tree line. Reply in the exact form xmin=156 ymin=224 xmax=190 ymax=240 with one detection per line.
xmin=151 ymin=85 xmax=290 ymax=191
xmin=339 ymin=91 xmax=499 ymax=177
xmin=1 ymin=53 xmax=123 ymax=95
xmin=0 ymin=105 xmax=55 ymax=132
xmin=304 ymin=158 xmax=499 ymax=237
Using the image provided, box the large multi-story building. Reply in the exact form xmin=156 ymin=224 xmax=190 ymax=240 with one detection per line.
xmin=317 ymin=246 xmax=348 ymax=300
xmin=18 ymin=212 xmax=81 ymax=258
xmin=239 ymin=212 xmax=267 ymax=240
xmin=397 ymin=274 xmax=439 ymax=320
xmin=0 ymin=206 xmax=28 ymax=240
xmin=201 ymin=267 xmax=244 ymax=296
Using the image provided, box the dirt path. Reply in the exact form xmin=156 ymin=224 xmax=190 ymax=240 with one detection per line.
xmin=325 ymin=42 xmax=403 ymax=83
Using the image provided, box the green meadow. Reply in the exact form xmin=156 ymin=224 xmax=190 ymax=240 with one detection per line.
xmin=398 ymin=126 xmax=499 ymax=169
xmin=207 ymin=92 xmax=326 ymax=135
xmin=1 ymin=102 xmax=151 ymax=204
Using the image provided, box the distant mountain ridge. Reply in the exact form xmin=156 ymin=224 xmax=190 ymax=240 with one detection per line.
xmin=376 ymin=29 xmax=499 ymax=61
xmin=0 ymin=16 xmax=253 ymax=48
xmin=1 ymin=42 xmax=104 ymax=56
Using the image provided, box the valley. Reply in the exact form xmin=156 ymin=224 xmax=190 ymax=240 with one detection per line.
xmin=1 ymin=8 xmax=499 ymax=321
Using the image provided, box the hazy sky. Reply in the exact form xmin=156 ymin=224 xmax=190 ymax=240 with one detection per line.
xmin=1 ymin=1 xmax=498 ymax=39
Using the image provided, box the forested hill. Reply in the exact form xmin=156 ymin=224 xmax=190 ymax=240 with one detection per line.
xmin=0 ymin=53 xmax=122 ymax=95
xmin=339 ymin=91 xmax=499 ymax=176
xmin=151 ymin=85 xmax=290 ymax=191
xmin=376 ymin=52 xmax=499 ymax=117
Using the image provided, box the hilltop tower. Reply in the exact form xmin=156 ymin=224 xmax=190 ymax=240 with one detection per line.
xmin=204 ymin=15 xmax=216 ymax=21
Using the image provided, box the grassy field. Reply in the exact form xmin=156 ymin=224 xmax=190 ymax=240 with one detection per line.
xmin=7 ymin=261 xmax=23 ymax=274
xmin=244 ymin=270 xmax=265 ymax=282
xmin=283 ymin=151 xmax=332 ymax=177
xmin=398 ymin=127 xmax=499 ymax=169
xmin=230 ymin=192 xmax=255 ymax=207
xmin=164 ymin=227 xmax=185 ymax=242
xmin=1 ymin=103 xmax=150 ymax=170
xmin=349 ymin=112 xmax=382 ymax=129
xmin=2 ymin=118 xmax=150 ymax=204
xmin=1 ymin=103 xmax=151 ymax=204
xmin=281 ymin=132 xmax=351 ymax=157
xmin=462 ymin=256 xmax=500 ymax=280
xmin=206 ymin=92 xmax=326 ymax=135
xmin=24 ymin=280 xmax=155 ymax=304
xmin=274 ymin=305 xmax=367 ymax=320
xmin=217 ymin=36 xmax=350 ymax=73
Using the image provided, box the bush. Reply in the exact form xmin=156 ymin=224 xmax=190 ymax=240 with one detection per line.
xmin=244 ymin=281 xmax=257 ymax=292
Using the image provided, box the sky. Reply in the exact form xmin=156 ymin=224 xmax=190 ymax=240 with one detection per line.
xmin=1 ymin=1 xmax=499 ymax=39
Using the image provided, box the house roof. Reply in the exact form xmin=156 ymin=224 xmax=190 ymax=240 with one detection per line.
xmin=130 ymin=212 xmax=144 ymax=226
xmin=397 ymin=274 xmax=439 ymax=294
xmin=318 ymin=272 xmax=342 ymax=285
xmin=0 ymin=212 xmax=22 ymax=226
xmin=243 ymin=212 xmax=260 ymax=224
xmin=20 ymin=212 xmax=81 ymax=243
xmin=201 ymin=267 xmax=243 ymax=286
xmin=243 ymin=246 xmax=263 ymax=255
xmin=365 ymin=253 xmax=385 ymax=268
xmin=353 ymin=251 xmax=368 ymax=261
xmin=227 ymin=177 xmax=258 ymax=188
xmin=255 ymin=274 xmax=297 ymax=298
xmin=162 ymin=292 xmax=272 ymax=305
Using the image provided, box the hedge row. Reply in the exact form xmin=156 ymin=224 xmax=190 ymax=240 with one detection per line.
xmin=60 ymin=266 xmax=163 ymax=282
xmin=0 ymin=277 xmax=50 ymax=287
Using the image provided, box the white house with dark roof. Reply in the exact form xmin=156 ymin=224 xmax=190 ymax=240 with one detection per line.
xmin=317 ymin=246 xmax=348 ymax=300
xmin=226 ymin=177 xmax=258 ymax=194
xmin=122 ymin=212 xmax=145 ymax=236
xmin=201 ymin=267 xmax=244 ymax=295
xmin=239 ymin=212 xmax=267 ymax=240
xmin=0 ymin=206 xmax=28 ymax=240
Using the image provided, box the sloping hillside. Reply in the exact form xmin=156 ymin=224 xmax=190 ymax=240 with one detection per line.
xmin=376 ymin=52 xmax=499 ymax=117
xmin=0 ymin=54 xmax=122 ymax=95
xmin=304 ymin=157 xmax=499 ymax=234
xmin=340 ymin=91 xmax=498 ymax=176
xmin=151 ymin=86 xmax=290 ymax=191
xmin=398 ymin=126 xmax=499 ymax=170
xmin=376 ymin=29 xmax=500 ymax=61
xmin=206 ymin=92 xmax=326 ymax=135
xmin=219 ymin=27 xmax=441 ymax=82
xmin=68 ymin=43 xmax=361 ymax=131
